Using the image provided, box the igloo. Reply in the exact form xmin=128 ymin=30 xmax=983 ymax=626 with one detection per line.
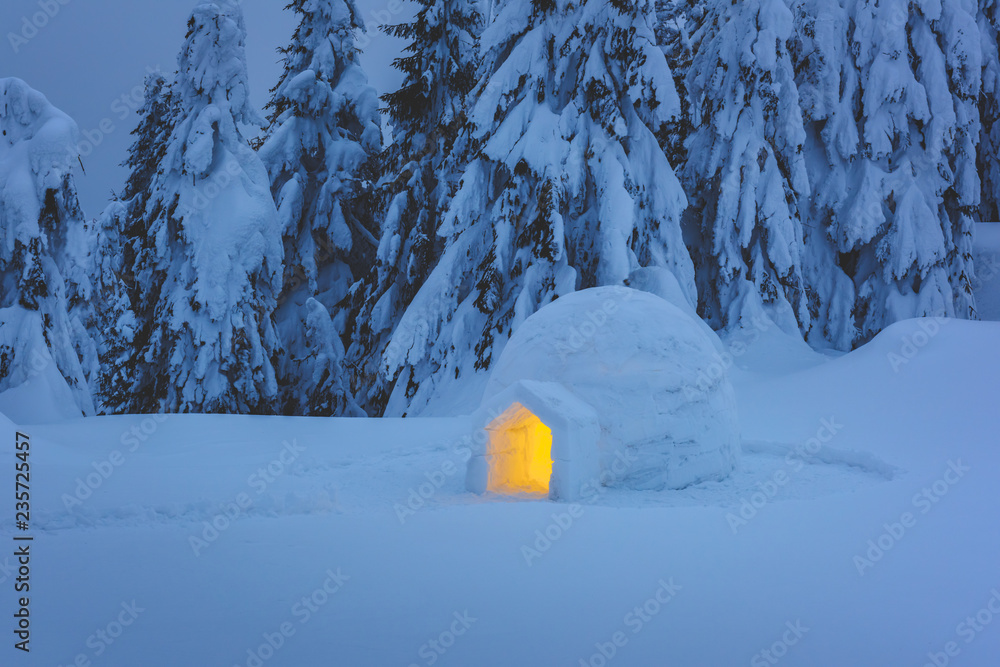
xmin=466 ymin=286 xmax=740 ymax=501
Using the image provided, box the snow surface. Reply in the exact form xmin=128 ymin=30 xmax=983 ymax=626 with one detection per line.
xmin=1 ymin=312 xmax=998 ymax=665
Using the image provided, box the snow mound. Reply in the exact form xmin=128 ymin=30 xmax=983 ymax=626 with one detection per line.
xmin=484 ymin=286 xmax=741 ymax=490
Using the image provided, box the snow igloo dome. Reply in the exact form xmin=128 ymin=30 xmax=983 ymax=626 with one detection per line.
xmin=466 ymin=286 xmax=741 ymax=501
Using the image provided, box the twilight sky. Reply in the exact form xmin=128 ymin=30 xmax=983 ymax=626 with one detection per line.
xmin=1 ymin=0 xmax=412 ymax=216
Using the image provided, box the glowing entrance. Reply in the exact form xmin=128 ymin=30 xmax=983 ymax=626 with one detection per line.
xmin=485 ymin=403 xmax=553 ymax=495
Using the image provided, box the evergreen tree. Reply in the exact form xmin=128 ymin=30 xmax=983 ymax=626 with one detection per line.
xmin=0 ymin=78 xmax=95 ymax=415
xmin=300 ymin=297 xmax=355 ymax=415
xmin=123 ymin=0 xmax=284 ymax=413
xmin=791 ymin=0 xmax=981 ymax=346
xmin=979 ymin=0 xmax=1000 ymax=222
xmin=258 ymin=0 xmax=380 ymax=416
xmin=935 ymin=0 xmax=982 ymax=321
xmin=348 ymin=0 xmax=482 ymax=415
xmin=91 ymin=201 xmax=135 ymax=412
xmin=788 ymin=0 xmax=858 ymax=348
xmin=655 ymin=0 xmax=706 ymax=168
xmin=49 ymin=189 xmax=99 ymax=396
xmin=684 ymin=0 xmax=811 ymax=335
xmin=96 ymin=72 xmax=172 ymax=413
xmin=380 ymin=0 xmax=693 ymax=415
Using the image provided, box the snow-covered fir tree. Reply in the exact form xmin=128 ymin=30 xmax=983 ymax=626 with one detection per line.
xmin=934 ymin=0 xmax=982 ymax=322
xmin=655 ymin=0 xmax=706 ymax=168
xmin=348 ymin=0 xmax=482 ymax=414
xmin=50 ymin=187 xmax=99 ymax=398
xmin=0 ymin=78 xmax=95 ymax=415
xmin=684 ymin=0 xmax=811 ymax=335
xmin=379 ymin=0 xmax=694 ymax=415
xmin=979 ymin=0 xmax=1000 ymax=222
xmin=257 ymin=0 xmax=380 ymax=416
xmin=787 ymin=0 xmax=858 ymax=348
xmin=91 ymin=201 xmax=134 ymax=413
xmin=122 ymin=0 xmax=284 ymax=413
xmin=791 ymin=0 xmax=981 ymax=346
xmin=299 ymin=296 xmax=355 ymax=414
xmin=95 ymin=72 xmax=171 ymax=413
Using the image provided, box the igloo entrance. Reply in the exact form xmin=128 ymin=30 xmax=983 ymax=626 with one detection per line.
xmin=485 ymin=403 xmax=553 ymax=495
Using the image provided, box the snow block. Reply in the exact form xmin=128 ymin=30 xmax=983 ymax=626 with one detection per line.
xmin=468 ymin=287 xmax=741 ymax=499
xmin=468 ymin=380 xmax=602 ymax=501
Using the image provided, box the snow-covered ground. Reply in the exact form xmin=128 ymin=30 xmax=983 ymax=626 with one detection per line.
xmin=0 ymin=232 xmax=997 ymax=666
xmin=1 ymin=308 xmax=997 ymax=667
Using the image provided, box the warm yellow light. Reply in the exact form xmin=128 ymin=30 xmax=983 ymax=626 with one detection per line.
xmin=486 ymin=404 xmax=553 ymax=495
